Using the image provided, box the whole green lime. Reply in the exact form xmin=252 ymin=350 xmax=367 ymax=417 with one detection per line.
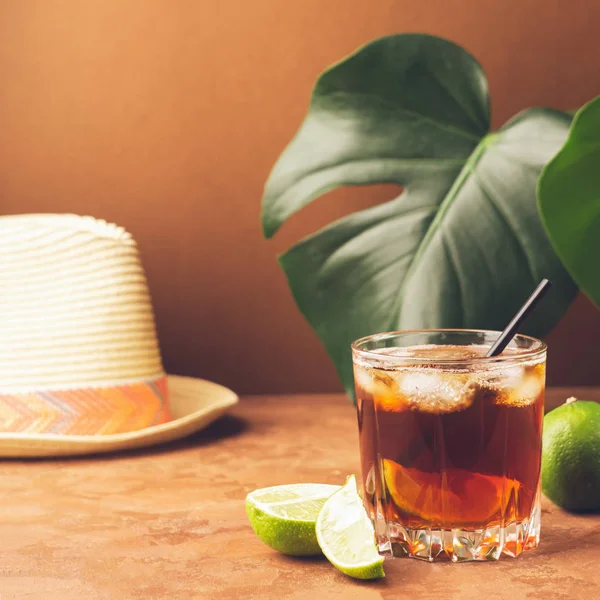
xmin=542 ymin=399 xmax=600 ymax=512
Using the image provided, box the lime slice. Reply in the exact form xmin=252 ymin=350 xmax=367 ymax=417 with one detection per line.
xmin=316 ymin=475 xmax=385 ymax=580
xmin=246 ymin=483 xmax=340 ymax=555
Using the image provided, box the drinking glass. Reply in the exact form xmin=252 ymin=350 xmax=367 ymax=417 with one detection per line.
xmin=352 ymin=329 xmax=546 ymax=562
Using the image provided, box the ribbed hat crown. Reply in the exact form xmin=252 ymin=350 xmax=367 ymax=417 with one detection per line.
xmin=0 ymin=214 xmax=164 ymax=393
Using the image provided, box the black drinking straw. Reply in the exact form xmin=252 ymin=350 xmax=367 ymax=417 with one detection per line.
xmin=486 ymin=279 xmax=553 ymax=357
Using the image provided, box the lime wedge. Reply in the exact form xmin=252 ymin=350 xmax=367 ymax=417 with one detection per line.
xmin=316 ymin=475 xmax=385 ymax=580
xmin=246 ymin=483 xmax=340 ymax=556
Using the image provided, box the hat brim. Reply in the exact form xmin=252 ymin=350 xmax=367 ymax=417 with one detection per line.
xmin=0 ymin=375 xmax=238 ymax=458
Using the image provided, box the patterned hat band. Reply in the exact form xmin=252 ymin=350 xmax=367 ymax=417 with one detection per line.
xmin=0 ymin=376 xmax=170 ymax=435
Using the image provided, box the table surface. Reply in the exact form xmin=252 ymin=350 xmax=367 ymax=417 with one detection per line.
xmin=1 ymin=387 xmax=599 ymax=600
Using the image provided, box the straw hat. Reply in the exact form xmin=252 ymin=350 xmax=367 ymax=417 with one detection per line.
xmin=0 ymin=214 xmax=238 ymax=457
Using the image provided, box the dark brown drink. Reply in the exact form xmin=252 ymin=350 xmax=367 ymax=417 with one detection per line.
xmin=352 ymin=332 xmax=546 ymax=562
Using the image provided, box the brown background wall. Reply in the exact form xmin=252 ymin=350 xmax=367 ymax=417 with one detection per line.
xmin=0 ymin=0 xmax=599 ymax=394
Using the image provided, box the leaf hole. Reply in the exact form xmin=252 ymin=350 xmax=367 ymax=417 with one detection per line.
xmin=269 ymin=183 xmax=403 ymax=253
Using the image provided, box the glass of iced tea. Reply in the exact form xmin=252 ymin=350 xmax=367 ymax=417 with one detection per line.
xmin=352 ymin=329 xmax=546 ymax=562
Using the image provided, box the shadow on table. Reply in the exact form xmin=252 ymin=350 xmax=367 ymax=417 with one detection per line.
xmin=7 ymin=414 xmax=248 ymax=463
xmin=96 ymin=414 xmax=249 ymax=461
xmin=275 ymin=553 xmax=391 ymax=588
xmin=533 ymin=524 xmax=600 ymax=557
xmin=139 ymin=414 xmax=249 ymax=455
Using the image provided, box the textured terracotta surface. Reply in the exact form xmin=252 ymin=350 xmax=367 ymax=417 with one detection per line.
xmin=1 ymin=388 xmax=599 ymax=599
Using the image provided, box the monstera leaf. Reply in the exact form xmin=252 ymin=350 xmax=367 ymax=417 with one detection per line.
xmin=262 ymin=34 xmax=578 ymax=397
xmin=538 ymin=96 xmax=600 ymax=307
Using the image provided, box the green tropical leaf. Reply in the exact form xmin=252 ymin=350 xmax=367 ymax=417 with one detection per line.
xmin=262 ymin=34 xmax=578 ymax=397
xmin=538 ymin=96 xmax=600 ymax=307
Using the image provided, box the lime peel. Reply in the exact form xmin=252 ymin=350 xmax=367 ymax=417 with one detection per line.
xmin=542 ymin=399 xmax=600 ymax=512
xmin=246 ymin=483 xmax=340 ymax=556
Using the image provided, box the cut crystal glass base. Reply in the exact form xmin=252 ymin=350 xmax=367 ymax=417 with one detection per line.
xmin=372 ymin=501 xmax=541 ymax=562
